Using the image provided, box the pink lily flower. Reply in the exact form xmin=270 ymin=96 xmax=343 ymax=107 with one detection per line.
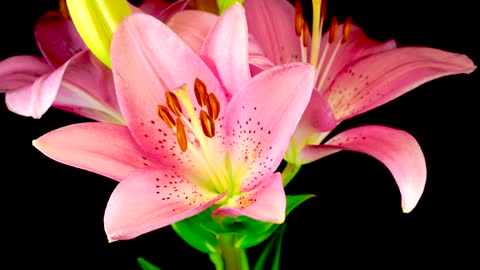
xmin=244 ymin=0 xmax=476 ymax=212
xmin=33 ymin=4 xmax=314 ymax=241
xmin=0 ymin=8 xmax=124 ymax=123
xmin=0 ymin=0 xmax=196 ymax=123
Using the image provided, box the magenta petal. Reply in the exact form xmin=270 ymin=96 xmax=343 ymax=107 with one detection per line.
xmin=226 ymin=63 xmax=314 ymax=189
xmin=325 ymin=47 xmax=477 ymax=121
xmin=300 ymin=125 xmax=426 ymax=213
xmin=317 ymin=24 xmax=397 ymax=93
xmin=167 ymin=10 xmax=218 ymax=53
xmin=0 ymin=55 xmax=51 ymax=91
xmin=244 ymin=0 xmax=300 ymax=65
xmin=33 ymin=123 xmax=152 ymax=182
xmin=104 ymin=167 xmax=224 ymax=241
xmin=200 ymin=3 xmax=251 ymax=96
xmin=212 ymin=173 xmax=285 ymax=223
xmin=140 ymin=0 xmax=190 ymax=22
xmin=34 ymin=11 xmax=86 ymax=68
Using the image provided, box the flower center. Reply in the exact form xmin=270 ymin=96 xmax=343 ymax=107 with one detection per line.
xmin=295 ymin=0 xmax=352 ymax=92
xmin=157 ymin=78 xmax=230 ymax=193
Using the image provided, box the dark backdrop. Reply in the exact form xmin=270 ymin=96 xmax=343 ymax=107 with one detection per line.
xmin=1 ymin=0 xmax=478 ymax=269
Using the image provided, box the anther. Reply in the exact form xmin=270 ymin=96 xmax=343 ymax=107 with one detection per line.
xmin=59 ymin=0 xmax=70 ymax=20
xmin=294 ymin=0 xmax=304 ymax=37
xmin=165 ymin=91 xmax=183 ymax=117
xmin=199 ymin=110 xmax=215 ymax=138
xmin=342 ymin=16 xmax=352 ymax=44
xmin=320 ymin=0 xmax=327 ymax=22
xmin=328 ymin=16 xmax=338 ymax=44
xmin=206 ymin=93 xmax=220 ymax=120
xmin=175 ymin=118 xmax=188 ymax=152
xmin=157 ymin=105 xmax=175 ymax=128
xmin=302 ymin=22 xmax=310 ymax=47
xmin=194 ymin=78 xmax=208 ymax=107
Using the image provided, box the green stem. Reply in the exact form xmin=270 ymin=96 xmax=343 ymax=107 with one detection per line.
xmin=281 ymin=162 xmax=302 ymax=187
xmin=211 ymin=234 xmax=249 ymax=270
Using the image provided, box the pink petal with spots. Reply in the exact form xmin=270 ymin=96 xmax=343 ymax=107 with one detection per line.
xmin=33 ymin=122 xmax=152 ymax=182
xmin=200 ymin=3 xmax=250 ymax=96
xmin=212 ymin=172 xmax=285 ymax=223
xmin=324 ymin=47 xmax=476 ymax=122
xmin=299 ymin=125 xmax=426 ymax=213
xmin=225 ymin=63 xmax=314 ymax=190
xmin=104 ymin=167 xmax=225 ymax=241
xmin=0 ymin=56 xmax=51 ymax=91
xmin=315 ymin=24 xmax=397 ymax=93
xmin=168 ymin=10 xmax=217 ymax=53
xmin=244 ymin=0 xmax=301 ymax=65
xmin=34 ymin=10 xmax=87 ymax=68
xmin=111 ymin=13 xmax=228 ymax=175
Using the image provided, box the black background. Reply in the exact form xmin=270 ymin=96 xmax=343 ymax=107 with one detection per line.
xmin=1 ymin=0 xmax=478 ymax=269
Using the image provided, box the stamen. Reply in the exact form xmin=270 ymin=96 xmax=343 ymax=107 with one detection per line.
xmin=328 ymin=16 xmax=338 ymax=44
xmin=309 ymin=0 xmax=323 ymax=66
xmin=194 ymin=78 xmax=208 ymax=107
xmin=165 ymin=91 xmax=183 ymax=117
xmin=302 ymin=21 xmax=310 ymax=47
xmin=206 ymin=93 xmax=220 ymax=120
xmin=157 ymin=105 xmax=175 ymax=128
xmin=176 ymin=118 xmax=188 ymax=152
xmin=199 ymin=110 xmax=215 ymax=138
xmin=320 ymin=0 xmax=327 ymax=22
xmin=294 ymin=0 xmax=304 ymax=37
xmin=342 ymin=16 xmax=352 ymax=44
xmin=59 ymin=0 xmax=70 ymax=20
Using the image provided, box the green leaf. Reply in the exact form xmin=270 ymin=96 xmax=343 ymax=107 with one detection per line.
xmin=216 ymin=0 xmax=244 ymax=14
xmin=137 ymin=257 xmax=161 ymax=270
xmin=253 ymin=224 xmax=286 ymax=270
xmin=238 ymin=194 xmax=315 ymax=248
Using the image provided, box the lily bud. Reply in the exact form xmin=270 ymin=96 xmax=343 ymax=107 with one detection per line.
xmin=66 ymin=0 xmax=132 ymax=68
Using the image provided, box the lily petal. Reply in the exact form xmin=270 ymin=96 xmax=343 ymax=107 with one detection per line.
xmin=299 ymin=125 xmax=426 ymax=213
xmin=4 ymin=57 xmax=71 ymax=118
xmin=0 ymin=56 xmax=51 ymax=91
xmin=325 ymin=47 xmax=476 ymax=121
xmin=34 ymin=10 xmax=87 ymax=68
xmin=167 ymin=10 xmax=218 ymax=53
xmin=316 ymin=24 xmax=397 ymax=93
xmin=140 ymin=0 xmax=190 ymax=22
xmin=200 ymin=3 xmax=250 ymax=96
xmin=226 ymin=63 xmax=314 ymax=190
xmin=244 ymin=0 xmax=300 ymax=65
xmin=212 ymin=172 xmax=285 ymax=223
xmin=285 ymin=90 xmax=336 ymax=163
xmin=104 ymin=167 xmax=224 ymax=241
xmin=111 ymin=13 xmax=227 ymax=172
xmin=32 ymin=122 xmax=151 ymax=181
xmin=54 ymin=51 xmax=123 ymax=123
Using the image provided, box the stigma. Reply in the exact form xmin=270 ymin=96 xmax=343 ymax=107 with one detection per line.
xmin=295 ymin=0 xmax=352 ymax=92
